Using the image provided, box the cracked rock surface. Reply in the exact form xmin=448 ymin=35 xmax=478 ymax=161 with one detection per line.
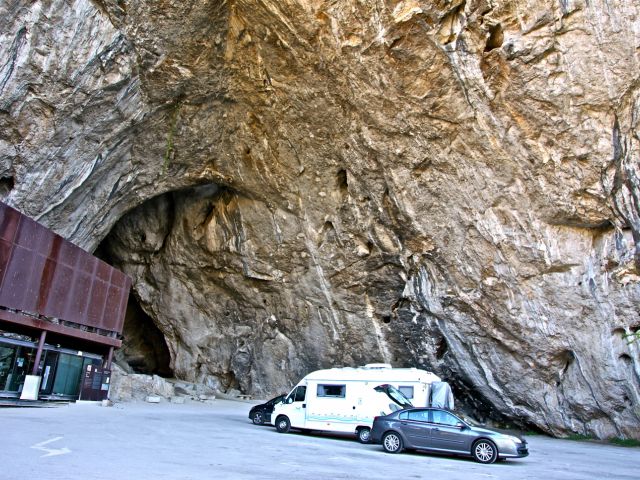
xmin=1 ymin=0 xmax=640 ymax=438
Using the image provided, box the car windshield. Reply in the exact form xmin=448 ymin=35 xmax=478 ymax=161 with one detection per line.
xmin=269 ymin=395 xmax=285 ymax=405
xmin=374 ymin=384 xmax=413 ymax=408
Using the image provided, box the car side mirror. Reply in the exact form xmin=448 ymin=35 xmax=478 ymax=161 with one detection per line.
xmin=286 ymin=397 xmax=293 ymax=404
xmin=456 ymin=422 xmax=465 ymax=429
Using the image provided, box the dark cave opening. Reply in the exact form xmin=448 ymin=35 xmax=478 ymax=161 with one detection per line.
xmin=336 ymin=169 xmax=348 ymax=193
xmin=0 ymin=176 xmax=15 ymax=199
xmin=95 ymin=240 xmax=174 ymax=378
xmin=94 ymin=182 xmax=238 ymax=382
xmin=619 ymin=353 xmax=632 ymax=364
xmin=220 ymin=370 xmax=240 ymax=392
xmin=436 ymin=336 xmax=448 ymax=360
xmin=484 ymin=24 xmax=504 ymax=52
xmin=116 ymin=295 xmax=174 ymax=377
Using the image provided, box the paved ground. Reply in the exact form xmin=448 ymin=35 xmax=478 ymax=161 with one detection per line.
xmin=1 ymin=399 xmax=638 ymax=480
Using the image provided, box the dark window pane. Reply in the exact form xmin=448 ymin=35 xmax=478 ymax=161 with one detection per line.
xmin=293 ymin=386 xmax=307 ymax=402
xmin=317 ymin=384 xmax=346 ymax=398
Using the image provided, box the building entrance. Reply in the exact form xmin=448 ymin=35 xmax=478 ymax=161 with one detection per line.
xmin=0 ymin=337 xmax=103 ymax=400
xmin=0 ymin=344 xmax=35 ymax=394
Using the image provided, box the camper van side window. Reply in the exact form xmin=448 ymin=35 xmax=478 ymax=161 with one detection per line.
xmin=398 ymin=386 xmax=414 ymax=399
xmin=317 ymin=384 xmax=346 ymax=398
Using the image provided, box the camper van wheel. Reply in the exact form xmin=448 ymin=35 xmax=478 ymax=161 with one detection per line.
xmin=382 ymin=432 xmax=403 ymax=454
xmin=357 ymin=427 xmax=371 ymax=444
xmin=275 ymin=415 xmax=291 ymax=433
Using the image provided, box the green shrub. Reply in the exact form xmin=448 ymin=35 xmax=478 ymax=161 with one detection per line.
xmin=609 ymin=437 xmax=640 ymax=448
xmin=565 ymin=434 xmax=594 ymax=441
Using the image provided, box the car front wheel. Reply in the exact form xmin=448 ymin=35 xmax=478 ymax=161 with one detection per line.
xmin=275 ymin=415 xmax=291 ymax=433
xmin=472 ymin=439 xmax=498 ymax=464
xmin=382 ymin=432 xmax=403 ymax=453
xmin=251 ymin=411 xmax=264 ymax=425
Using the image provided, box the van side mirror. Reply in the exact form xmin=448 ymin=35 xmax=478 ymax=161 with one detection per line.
xmin=286 ymin=397 xmax=293 ymax=404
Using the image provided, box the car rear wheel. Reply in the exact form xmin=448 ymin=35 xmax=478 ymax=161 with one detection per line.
xmin=357 ymin=427 xmax=371 ymax=444
xmin=472 ymin=439 xmax=498 ymax=464
xmin=382 ymin=432 xmax=403 ymax=453
xmin=275 ymin=415 xmax=291 ymax=433
xmin=251 ymin=411 xmax=264 ymax=425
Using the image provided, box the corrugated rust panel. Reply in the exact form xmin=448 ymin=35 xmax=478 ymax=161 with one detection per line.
xmin=0 ymin=202 xmax=131 ymax=339
xmin=0 ymin=205 xmax=19 ymax=243
xmin=86 ymin=277 xmax=109 ymax=327
xmin=16 ymin=214 xmax=53 ymax=253
xmin=104 ymin=284 xmax=124 ymax=332
xmin=0 ymin=244 xmax=41 ymax=313
xmin=0 ymin=239 xmax=13 ymax=290
xmin=111 ymin=268 xmax=127 ymax=288
xmin=0 ymin=207 xmax=19 ymax=293
xmin=58 ymin=239 xmax=80 ymax=268
xmin=45 ymin=261 xmax=74 ymax=319
xmin=95 ymin=260 xmax=111 ymax=282
xmin=116 ymin=275 xmax=131 ymax=333
xmin=67 ymin=268 xmax=92 ymax=324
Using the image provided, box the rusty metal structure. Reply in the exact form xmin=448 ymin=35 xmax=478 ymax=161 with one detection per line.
xmin=0 ymin=201 xmax=131 ymax=400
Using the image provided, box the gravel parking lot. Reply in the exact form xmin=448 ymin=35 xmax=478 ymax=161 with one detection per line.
xmin=1 ymin=399 xmax=638 ymax=480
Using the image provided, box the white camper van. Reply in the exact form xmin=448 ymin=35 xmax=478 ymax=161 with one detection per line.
xmin=270 ymin=363 xmax=445 ymax=443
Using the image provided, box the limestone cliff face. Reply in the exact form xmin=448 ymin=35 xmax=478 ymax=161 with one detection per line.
xmin=1 ymin=0 xmax=639 ymax=438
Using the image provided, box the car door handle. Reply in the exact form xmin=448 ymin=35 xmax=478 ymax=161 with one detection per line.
xmin=432 ymin=428 xmax=440 ymax=432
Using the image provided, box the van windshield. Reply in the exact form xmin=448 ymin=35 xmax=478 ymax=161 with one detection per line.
xmin=374 ymin=384 xmax=413 ymax=408
xmin=286 ymin=385 xmax=307 ymax=403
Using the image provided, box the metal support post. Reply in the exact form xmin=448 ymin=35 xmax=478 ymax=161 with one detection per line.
xmin=105 ymin=346 xmax=114 ymax=370
xmin=31 ymin=330 xmax=47 ymax=375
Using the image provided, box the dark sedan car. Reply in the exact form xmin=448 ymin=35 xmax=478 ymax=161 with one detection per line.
xmin=371 ymin=407 xmax=528 ymax=464
xmin=248 ymin=394 xmax=286 ymax=425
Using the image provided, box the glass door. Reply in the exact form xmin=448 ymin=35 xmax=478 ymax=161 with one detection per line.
xmin=51 ymin=353 xmax=85 ymax=397
xmin=6 ymin=346 xmax=35 ymax=393
xmin=39 ymin=351 xmax=59 ymax=395
xmin=0 ymin=345 xmax=17 ymax=391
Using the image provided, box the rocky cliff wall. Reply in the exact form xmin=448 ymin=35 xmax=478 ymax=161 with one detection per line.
xmin=1 ymin=0 xmax=639 ymax=439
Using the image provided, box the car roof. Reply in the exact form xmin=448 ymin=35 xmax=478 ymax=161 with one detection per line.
xmin=398 ymin=407 xmax=457 ymax=414
xmin=401 ymin=406 xmax=447 ymax=410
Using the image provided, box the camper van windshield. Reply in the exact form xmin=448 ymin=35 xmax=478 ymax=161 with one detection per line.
xmin=287 ymin=385 xmax=307 ymax=403
xmin=374 ymin=384 xmax=413 ymax=408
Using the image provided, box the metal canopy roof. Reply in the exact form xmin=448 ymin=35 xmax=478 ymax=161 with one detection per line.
xmin=0 ymin=201 xmax=131 ymax=348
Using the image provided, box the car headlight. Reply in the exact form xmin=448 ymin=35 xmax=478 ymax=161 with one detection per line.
xmin=504 ymin=435 xmax=523 ymax=444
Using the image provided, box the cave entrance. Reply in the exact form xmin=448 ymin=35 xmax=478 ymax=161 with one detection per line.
xmin=115 ymin=295 xmax=174 ymax=377
xmin=95 ymin=212 xmax=174 ymax=378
